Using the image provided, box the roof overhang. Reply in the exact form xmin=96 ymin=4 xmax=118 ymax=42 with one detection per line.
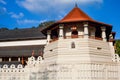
xmin=41 ymin=20 xmax=112 ymax=35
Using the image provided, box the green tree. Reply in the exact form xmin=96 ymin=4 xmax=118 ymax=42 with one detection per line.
xmin=38 ymin=21 xmax=55 ymax=30
xmin=115 ymin=40 xmax=120 ymax=56
xmin=14 ymin=27 xmax=19 ymax=30
xmin=32 ymin=26 xmax=36 ymax=29
xmin=0 ymin=27 xmax=9 ymax=31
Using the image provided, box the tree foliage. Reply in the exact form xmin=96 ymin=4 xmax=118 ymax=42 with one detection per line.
xmin=0 ymin=27 xmax=9 ymax=31
xmin=115 ymin=40 xmax=120 ymax=56
xmin=38 ymin=21 xmax=55 ymax=30
xmin=14 ymin=27 xmax=19 ymax=30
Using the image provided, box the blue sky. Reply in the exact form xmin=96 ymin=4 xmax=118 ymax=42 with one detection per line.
xmin=0 ymin=0 xmax=120 ymax=39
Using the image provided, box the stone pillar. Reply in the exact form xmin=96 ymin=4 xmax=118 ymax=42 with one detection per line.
xmin=9 ymin=57 xmax=11 ymax=62
xmin=47 ymin=30 xmax=51 ymax=44
xmin=59 ymin=24 xmax=64 ymax=39
xmin=84 ymin=22 xmax=89 ymax=39
xmin=101 ymin=27 xmax=106 ymax=41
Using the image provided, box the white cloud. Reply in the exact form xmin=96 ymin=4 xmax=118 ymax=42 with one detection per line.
xmin=17 ymin=19 xmax=44 ymax=25
xmin=78 ymin=0 xmax=103 ymax=3
xmin=9 ymin=12 xmax=24 ymax=19
xmin=0 ymin=7 xmax=7 ymax=14
xmin=2 ymin=7 xmax=6 ymax=12
xmin=16 ymin=19 xmax=48 ymax=28
xmin=16 ymin=0 xmax=103 ymax=14
xmin=0 ymin=0 xmax=6 ymax=5
xmin=39 ymin=19 xmax=48 ymax=23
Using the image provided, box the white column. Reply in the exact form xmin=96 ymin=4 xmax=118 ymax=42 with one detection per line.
xmin=109 ymin=42 xmax=115 ymax=61
xmin=47 ymin=30 xmax=51 ymax=44
xmin=84 ymin=22 xmax=89 ymax=39
xmin=101 ymin=27 xmax=106 ymax=41
xmin=18 ymin=57 xmax=20 ymax=62
xmin=0 ymin=58 xmax=2 ymax=62
xmin=9 ymin=57 xmax=11 ymax=62
xmin=59 ymin=24 xmax=64 ymax=39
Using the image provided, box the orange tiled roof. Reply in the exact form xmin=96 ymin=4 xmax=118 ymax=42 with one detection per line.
xmin=58 ymin=6 xmax=93 ymax=22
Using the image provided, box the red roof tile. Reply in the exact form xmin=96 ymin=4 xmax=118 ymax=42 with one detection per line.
xmin=58 ymin=6 xmax=93 ymax=22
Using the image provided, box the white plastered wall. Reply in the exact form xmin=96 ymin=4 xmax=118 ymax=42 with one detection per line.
xmin=0 ymin=39 xmax=47 ymax=47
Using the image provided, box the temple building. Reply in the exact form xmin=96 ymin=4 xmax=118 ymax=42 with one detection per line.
xmin=0 ymin=28 xmax=46 ymax=65
xmin=0 ymin=5 xmax=119 ymax=80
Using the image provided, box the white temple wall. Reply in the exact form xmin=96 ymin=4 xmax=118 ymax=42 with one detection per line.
xmin=43 ymin=59 xmax=119 ymax=80
xmin=0 ymin=37 xmax=119 ymax=80
xmin=0 ymin=39 xmax=47 ymax=47
xmin=0 ymin=55 xmax=120 ymax=80
xmin=44 ymin=38 xmax=113 ymax=64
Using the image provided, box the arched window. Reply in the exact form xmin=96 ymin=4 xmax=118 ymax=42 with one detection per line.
xmin=71 ymin=42 xmax=75 ymax=48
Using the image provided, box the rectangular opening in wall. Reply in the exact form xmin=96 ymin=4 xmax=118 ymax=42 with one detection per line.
xmin=97 ymin=47 xmax=102 ymax=50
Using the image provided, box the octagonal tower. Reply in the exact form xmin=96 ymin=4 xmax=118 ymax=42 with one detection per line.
xmin=41 ymin=5 xmax=117 ymax=80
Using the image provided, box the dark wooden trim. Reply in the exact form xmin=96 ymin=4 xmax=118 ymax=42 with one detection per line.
xmin=0 ymin=37 xmax=46 ymax=42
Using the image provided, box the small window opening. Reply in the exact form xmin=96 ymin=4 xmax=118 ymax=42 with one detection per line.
xmin=71 ymin=30 xmax=78 ymax=38
xmin=97 ymin=47 xmax=102 ymax=50
xmin=71 ymin=42 xmax=75 ymax=48
xmin=50 ymin=49 xmax=53 ymax=52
